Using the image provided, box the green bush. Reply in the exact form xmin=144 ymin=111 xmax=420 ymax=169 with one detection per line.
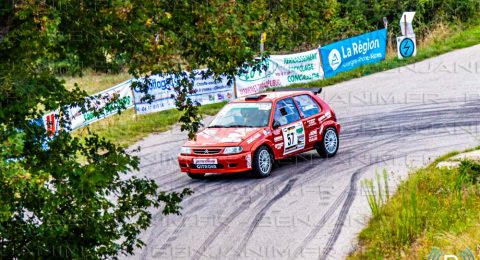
xmin=266 ymin=0 xmax=480 ymax=50
xmin=458 ymin=160 xmax=480 ymax=184
xmin=332 ymin=0 xmax=480 ymax=40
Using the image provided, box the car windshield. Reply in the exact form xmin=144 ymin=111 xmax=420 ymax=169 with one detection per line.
xmin=209 ymin=102 xmax=272 ymax=128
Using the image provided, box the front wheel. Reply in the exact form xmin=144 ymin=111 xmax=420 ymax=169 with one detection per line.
xmin=316 ymin=127 xmax=339 ymax=158
xmin=252 ymin=146 xmax=273 ymax=178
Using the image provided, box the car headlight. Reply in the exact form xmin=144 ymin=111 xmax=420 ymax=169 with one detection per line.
xmin=180 ymin=146 xmax=192 ymax=155
xmin=223 ymin=146 xmax=243 ymax=154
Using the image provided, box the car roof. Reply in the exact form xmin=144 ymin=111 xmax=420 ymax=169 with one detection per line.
xmin=231 ymin=90 xmax=317 ymax=103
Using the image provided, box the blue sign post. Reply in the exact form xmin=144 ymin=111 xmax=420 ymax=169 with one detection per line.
xmin=320 ymin=29 xmax=387 ymax=78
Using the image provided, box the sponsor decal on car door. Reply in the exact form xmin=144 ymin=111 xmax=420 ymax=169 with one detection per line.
xmin=304 ymin=117 xmax=318 ymax=148
xmin=282 ymin=122 xmax=305 ymax=155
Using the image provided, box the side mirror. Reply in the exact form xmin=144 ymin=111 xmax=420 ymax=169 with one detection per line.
xmin=272 ymin=120 xmax=281 ymax=129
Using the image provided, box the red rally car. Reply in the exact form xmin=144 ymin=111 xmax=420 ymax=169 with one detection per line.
xmin=178 ymin=88 xmax=341 ymax=179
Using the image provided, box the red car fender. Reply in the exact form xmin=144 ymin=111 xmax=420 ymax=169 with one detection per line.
xmin=318 ymin=120 xmax=341 ymax=141
xmin=250 ymin=138 xmax=276 ymax=159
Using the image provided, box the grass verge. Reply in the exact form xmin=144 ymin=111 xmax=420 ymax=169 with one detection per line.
xmin=72 ymin=22 xmax=480 ymax=147
xmin=62 ymin=70 xmax=131 ymax=95
xmin=349 ymin=147 xmax=480 ymax=259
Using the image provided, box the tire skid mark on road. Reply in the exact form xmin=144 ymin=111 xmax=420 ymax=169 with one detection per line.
xmin=316 ymin=102 xmax=478 ymax=259
xmin=144 ymin=169 xmax=185 ymax=186
xmin=340 ymin=102 xmax=480 ymax=140
xmin=150 ymin=181 xmax=233 ymax=225
xmin=142 ymin=181 xmax=240 ymax=254
xmin=163 ymin=172 xmax=281 ymax=240
xmin=234 ymin=178 xmax=298 ymax=256
xmin=287 ymin=185 xmax=349 ymax=260
xmin=219 ymin=136 xmax=404 ymax=258
xmin=155 ymin=217 xmax=186 ymax=251
xmin=389 ymin=99 xmax=480 ymax=114
xmin=318 ymin=167 xmax=364 ymax=260
xmin=224 ymin=150 xmax=360 ymax=258
xmin=135 ymin=138 xmax=186 ymax=151
xmin=160 ymin=167 xmax=300 ymax=222
xmin=315 ymin=143 xmax=460 ymax=260
xmin=186 ymin=162 xmax=314 ymax=260
xmin=139 ymin=229 xmax=167 ymax=260
xmin=140 ymin=156 xmax=177 ymax=169
xmin=190 ymin=196 xmax=261 ymax=260
xmin=318 ymin=153 xmax=410 ymax=260
xmin=283 ymin=136 xmax=407 ymax=260
xmin=140 ymin=218 xmax=186 ymax=260
xmin=155 ymin=171 xmax=241 ymax=192
xmin=146 ymin=191 xmax=253 ymax=259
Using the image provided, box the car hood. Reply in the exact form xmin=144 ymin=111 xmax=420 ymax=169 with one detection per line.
xmin=185 ymin=127 xmax=264 ymax=147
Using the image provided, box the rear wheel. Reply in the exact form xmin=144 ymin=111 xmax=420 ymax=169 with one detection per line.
xmin=252 ymin=146 xmax=273 ymax=178
xmin=187 ymin=173 xmax=205 ymax=179
xmin=316 ymin=127 xmax=339 ymax=158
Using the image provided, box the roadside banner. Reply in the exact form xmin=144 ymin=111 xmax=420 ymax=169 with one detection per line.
xmin=68 ymin=79 xmax=134 ymax=130
xmin=133 ymin=69 xmax=234 ymax=115
xmin=320 ymin=29 xmax=387 ymax=78
xmin=40 ymin=79 xmax=134 ymax=134
xmin=235 ymin=49 xmax=324 ymax=97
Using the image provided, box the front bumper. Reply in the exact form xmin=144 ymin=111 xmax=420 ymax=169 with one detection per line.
xmin=178 ymin=152 xmax=252 ymax=174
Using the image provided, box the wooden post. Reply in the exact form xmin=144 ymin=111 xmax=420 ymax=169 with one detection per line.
xmin=317 ymin=45 xmax=326 ymax=97
xmin=233 ymin=77 xmax=238 ymax=99
xmin=383 ymin=17 xmax=390 ymax=55
xmin=317 ymin=45 xmax=324 ymax=75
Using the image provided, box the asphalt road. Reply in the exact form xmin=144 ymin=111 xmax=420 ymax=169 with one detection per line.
xmin=125 ymin=45 xmax=480 ymax=260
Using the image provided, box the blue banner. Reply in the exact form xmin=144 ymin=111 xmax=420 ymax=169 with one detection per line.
xmin=320 ymin=29 xmax=387 ymax=78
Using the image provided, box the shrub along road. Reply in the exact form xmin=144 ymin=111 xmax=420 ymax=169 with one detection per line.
xmin=124 ymin=44 xmax=480 ymax=260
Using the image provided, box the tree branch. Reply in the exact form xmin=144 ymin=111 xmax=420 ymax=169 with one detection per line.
xmin=0 ymin=15 xmax=13 ymax=45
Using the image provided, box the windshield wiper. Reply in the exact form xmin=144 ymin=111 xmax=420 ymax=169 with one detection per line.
xmin=225 ymin=124 xmax=257 ymax=128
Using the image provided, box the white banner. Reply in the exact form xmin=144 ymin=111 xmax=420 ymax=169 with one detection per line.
xmin=68 ymin=79 xmax=134 ymax=130
xmin=235 ymin=49 xmax=324 ymax=97
xmin=133 ymin=69 xmax=234 ymax=115
xmin=41 ymin=79 xmax=134 ymax=134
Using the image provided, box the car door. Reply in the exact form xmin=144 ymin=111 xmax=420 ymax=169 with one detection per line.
xmin=293 ymin=94 xmax=323 ymax=149
xmin=272 ymin=97 xmax=305 ymax=157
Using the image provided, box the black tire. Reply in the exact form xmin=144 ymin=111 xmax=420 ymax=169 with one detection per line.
xmin=316 ymin=127 xmax=339 ymax=158
xmin=187 ymin=173 xmax=205 ymax=179
xmin=252 ymin=146 xmax=273 ymax=178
